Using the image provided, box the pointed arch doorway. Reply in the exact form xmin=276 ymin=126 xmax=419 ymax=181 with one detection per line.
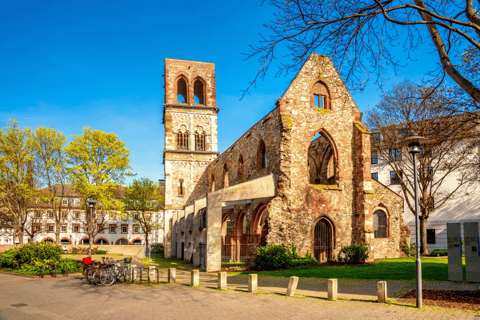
xmin=313 ymin=218 xmax=333 ymax=263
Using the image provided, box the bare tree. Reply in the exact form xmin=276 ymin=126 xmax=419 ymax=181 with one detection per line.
xmin=366 ymin=81 xmax=479 ymax=254
xmin=247 ymin=0 xmax=480 ymax=105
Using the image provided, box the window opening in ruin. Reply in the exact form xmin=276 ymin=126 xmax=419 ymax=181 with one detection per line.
xmin=178 ymin=179 xmax=184 ymax=196
xmin=177 ymin=78 xmax=187 ymax=103
xmin=226 ymin=217 xmax=233 ymax=235
xmin=237 ymin=155 xmax=243 ymax=180
xmin=372 ymin=172 xmax=378 ymax=181
xmin=242 ymin=215 xmax=247 ymax=234
xmin=308 ymin=132 xmax=338 ymax=185
xmin=312 ymin=82 xmax=331 ymax=110
xmin=194 ymin=79 xmax=205 ymax=105
xmin=373 ymin=210 xmax=387 ymax=238
xmin=372 ymin=151 xmax=378 ymax=164
xmin=258 ymin=140 xmax=267 ymax=169
xmin=195 ymin=132 xmax=206 ymax=151
xmin=223 ymin=164 xmax=229 ymax=188
xmin=210 ymin=175 xmax=215 ymax=192
xmin=177 ymin=131 xmax=189 ymax=150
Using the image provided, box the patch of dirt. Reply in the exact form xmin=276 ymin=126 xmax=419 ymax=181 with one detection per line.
xmin=397 ymin=290 xmax=480 ymax=312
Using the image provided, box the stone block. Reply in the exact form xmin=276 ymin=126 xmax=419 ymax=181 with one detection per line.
xmin=328 ymin=278 xmax=337 ymax=300
xmin=248 ymin=274 xmax=258 ymax=293
xmin=218 ymin=272 xmax=227 ymax=289
xmin=286 ymin=276 xmax=299 ymax=297
xmin=377 ymin=281 xmax=387 ymax=303
xmin=191 ymin=270 xmax=199 ymax=286
xmin=168 ymin=268 xmax=176 ymax=284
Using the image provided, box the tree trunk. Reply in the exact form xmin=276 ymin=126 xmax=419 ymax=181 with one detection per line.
xmin=17 ymin=229 xmax=24 ymax=245
xmin=55 ymin=230 xmax=60 ymax=244
xmin=420 ymin=217 xmax=429 ymax=255
xmin=145 ymin=233 xmax=150 ymax=259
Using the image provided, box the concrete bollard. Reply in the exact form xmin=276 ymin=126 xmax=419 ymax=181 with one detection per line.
xmin=168 ymin=268 xmax=176 ymax=284
xmin=377 ymin=281 xmax=387 ymax=303
xmin=218 ymin=272 xmax=227 ymax=290
xmin=191 ymin=270 xmax=200 ymax=286
xmin=286 ymin=276 xmax=299 ymax=297
xmin=328 ymin=279 xmax=338 ymax=300
xmin=248 ymin=274 xmax=258 ymax=293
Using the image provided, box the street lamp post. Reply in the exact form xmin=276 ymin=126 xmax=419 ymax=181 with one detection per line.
xmin=86 ymin=198 xmax=97 ymax=258
xmin=400 ymin=133 xmax=427 ymax=309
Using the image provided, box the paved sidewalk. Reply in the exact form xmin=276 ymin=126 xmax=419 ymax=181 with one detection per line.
xmin=0 ymin=272 xmax=479 ymax=320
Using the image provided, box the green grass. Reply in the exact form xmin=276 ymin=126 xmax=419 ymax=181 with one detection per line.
xmin=141 ymin=256 xmax=203 ymax=271
xmin=231 ymin=257 xmax=466 ymax=281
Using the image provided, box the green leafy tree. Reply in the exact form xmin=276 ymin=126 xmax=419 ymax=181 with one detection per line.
xmin=66 ymin=127 xmax=132 ymax=255
xmin=0 ymin=120 xmax=37 ymax=244
xmin=121 ymin=177 xmax=164 ymax=255
xmin=31 ymin=126 xmax=72 ymax=244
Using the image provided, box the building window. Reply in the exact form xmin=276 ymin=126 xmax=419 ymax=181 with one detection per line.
xmin=176 ymin=131 xmax=189 ymax=150
xmin=371 ymin=132 xmax=381 ymax=146
xmin=48 ymin=211 xmax=54 ymax=219
xmin=61 ymin=211 xmax=68 ymax=220
xmin=34 ymin=224 xmax=42 ymax=232
xmin=390 ymin=171 xmax=402 ymax=185
xmin=427 ymin=229 xmax=436 ymax=244
xmin=193 ymin=78 xmax=205 ymax=105
xmin=74 ymin=212 xmax=80 ymax=219
xmin=258 ymin=140 xmax=267 ymax=169
xmin=373 ymin=210 xmax=387 ymax=238
xmin=371 ymin=151 xmax=378 ymax=164
xmin=178 ymin=179 xmax=185 ymax=196
xmin=47 ymin=224 xmax=55 ymax=233
xmin=195 ymin=132 xmax=206 ymax=151
xmin=237 ymin=155 xmax=244 ymax=180
xmin=35 ymin=211 xmax=43 ymax=219
xmin=121 ymin=224 xmax=128 ymax=234
xmin=312 ymin=81 xmax=331 ymax=109
xmin=61 ymin=224 xmax=67 ymax=233
xmin=223 ymin=164 xmax=229 ymax=188
xmin=372 ymin=172 xmax=378 ymax=181
xmin=177 ymin=77 xmax=187 ymax=103
xmin=133 ymin=225 xmax=140 ymax=234
xmin=109 ymin=225 xmax=117 ymax=234
xmin=389 ymin=148 xmax=402 ymax=161
xmin=62 ymin=199 xmax=68 ymax=206
xmin=73 ymin=224 xmax=80 ymax=233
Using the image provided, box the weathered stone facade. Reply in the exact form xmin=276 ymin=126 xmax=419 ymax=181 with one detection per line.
xmin=164 ymin=54 xmax=405 ymax=267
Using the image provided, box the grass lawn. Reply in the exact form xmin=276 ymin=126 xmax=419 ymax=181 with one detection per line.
xmin=232 ymin=257 xmax=466 ymax=282
xmin=141 ymin=256 xmax=203 ymax=271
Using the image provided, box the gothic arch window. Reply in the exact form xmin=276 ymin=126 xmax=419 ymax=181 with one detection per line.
xmin=177 ymin=77 xmax=188 ymax=104
xmin=193 ymin=78 xmax=205 ymax=105
xmin=242 ymin=214 xmax=248 ymax=235
xmin=258 ymin=140 xmax=267 ymax=170
xmin=373 ymin=210 xmax=387 ymax=238
xmin=308 ymin=131 xmax=338 ymax=185
xmin=177 ymin=130 xmax=189 ymax=150
xmin=237 ymin=155 xmax=244 ymax=180
xmin=195 ymin=132 xmax=206 ymax=151
xmin=223 ymin=164 xmax=229 ymax=188
xmin=312 ymin=81 xmax=331 ymax=110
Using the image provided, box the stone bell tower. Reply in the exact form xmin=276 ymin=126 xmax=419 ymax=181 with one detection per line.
xmin=162 ymin=58 xmax=219 ymax=256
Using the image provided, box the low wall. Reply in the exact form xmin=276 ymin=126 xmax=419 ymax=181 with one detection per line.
xmin=63 ymin=244 xmax=145 ymax=259
xmin=0 ymin=245 xmax=16 ymax=253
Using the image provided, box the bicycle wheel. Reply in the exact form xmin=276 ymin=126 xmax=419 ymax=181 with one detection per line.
xmin=100 ymin=270 xmax=116 ymax=286
xmin=86 ymin=268 xmax=96 ymax=284
xmin=92 ymin=270 xmax=102 ymax=285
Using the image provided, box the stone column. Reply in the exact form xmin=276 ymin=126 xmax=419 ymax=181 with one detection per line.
xmin=328 ymin=279 xmax=337 ymax=300
xmin=286 ymin=276 xmax=299 ymax=297
xmin=191 ymin=270 xmax=199 ymax=286
xmin=248 ymin=274 xmax=258 ymax=293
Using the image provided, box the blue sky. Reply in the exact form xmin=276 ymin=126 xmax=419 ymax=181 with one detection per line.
xmin=0 ymin=0 xmax=439 ymax=184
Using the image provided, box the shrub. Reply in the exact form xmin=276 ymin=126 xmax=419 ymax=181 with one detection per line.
xmin=96 ymin=250 xmax=107 ymax=255
xmin=251 ymin=245 xmax=291 ymax=271
xmin=150 ymin=243 xmax=164 ymax=256
xmin=400 ymin=239 xmax=416 ymax=256
xmin=430 ymin=249 xmax=448 ymax=256
xmin=0 ymin=242 xmax=63 ymax=269
xmin=337 ymin=242 xmax=369 ymax=263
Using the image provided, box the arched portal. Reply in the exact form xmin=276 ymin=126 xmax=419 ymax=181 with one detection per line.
xmin=252 ymin=205 xmax=269 ymax=247
xmin=308 ymin=131 xmax=338 ymax=185
xmin=234 ymin=211 xmax=248 ymax=261
xmin=313 ymin=218 xmax=334 ymax=263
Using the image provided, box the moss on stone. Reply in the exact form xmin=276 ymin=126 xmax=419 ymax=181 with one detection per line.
xmin=354 ymin=121 xmax=370 ymax=134
xmin=314 ymin=108 xmax=332 ymax=115
xmin=282 ymin=115 xmax=293 ymax=130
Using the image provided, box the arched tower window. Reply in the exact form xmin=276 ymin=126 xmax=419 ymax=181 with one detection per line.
xmin=194 ymin=79 xmax=205 ymax=105
xmin=177 ymin=130 xmax=189 ymax=150
xmin=237 ymin=155 xmax=244 ymax=180
xmin=177 ymin=77 xmax=188 ymax=104
xmin=258 ymin=140 xmax=267 ymax=170
xmin=312 ymin=81 xmax=331 ymax=110
xmin=373 ymin=210 xmax=387 ymax=238
xmin=308 ymin=131 xmax=338 ymax=185
xmin=223 ymin=164 xmax=229 ymax=188
xmin=195 ymin=132 xmax=206 ymax=151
